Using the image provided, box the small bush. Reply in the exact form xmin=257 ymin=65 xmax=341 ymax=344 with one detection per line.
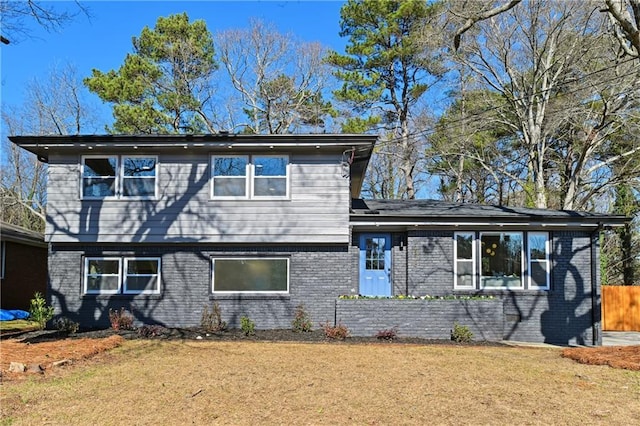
xmin=138 ymin=325 xmax=165 ymax=338
xmin=320 ymin=321 xmax=349 ymax=340
xmin=375 ymin=327 xmax=398 ymax=340
xmin=29 ymin=292 xmax=54 ymax=330
xmin=451 ymin=322 xmax=473 ymax=343
xmin=53 ymin=317 xmax=79 ymax=334
xmin=291 ymin=304 xmax=313 ymax=332
xmin=109 ymin=308 xmax=135 ymax=331
xmin=240 ymin=315 xmax=255 ymax=336
xmin=201 ymin=302 xmax=227 ymax=332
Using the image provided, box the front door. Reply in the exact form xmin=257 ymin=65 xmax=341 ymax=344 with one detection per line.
xmin=359 ymin=233 xmax=391 ymax=296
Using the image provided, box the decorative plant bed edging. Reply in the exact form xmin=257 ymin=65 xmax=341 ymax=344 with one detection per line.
xmin=335 ymin=298 xmax=504 ymax=341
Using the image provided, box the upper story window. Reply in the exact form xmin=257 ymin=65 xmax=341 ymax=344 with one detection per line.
xmin=211 ymin=155 xmax=289 ymax=199
xmin=81 ymin=155 xmax=157 ymax=199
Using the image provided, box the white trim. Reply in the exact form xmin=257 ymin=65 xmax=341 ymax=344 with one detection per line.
xmin=528 ymin=232 xmax=550 ymax=290
xmin=211 ymin=257 xmax=290 ymax=294
xmin=84 ymin=257 xmax=122 ymax=294
xmin=120 ymin=155 xmax=158 ymax=200
xmin=453 ymin=232 xmax=475 ymax=289
xmin=81 ymin=155 xmax=119 ymax=200
xmin=479 ymin=231 xmax=524 ymax=289
xmin=123 ymin=257 xmax=161 ymax=294
xmin=251 ymin=155 xmax=290 ymax=199
xmin=211 ymin=154 xmax=249 ymax=199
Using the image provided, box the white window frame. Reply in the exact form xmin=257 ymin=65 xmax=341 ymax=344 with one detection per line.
xmin=251 ymin=155 xmax=289 ymax=199
xmin=211 ymin=257 xmax=290 ymax=294
xmin=210 ymin=155 xmax=289 ymax=200
xmin=211 ymin=155 xmax=249 ymax=199
xmin=123 ymin=257 xmax=161 ymax=295
xmin=528 ymin=232 xmax=551 ymax=290
xmin=479 ymin=231 xmax=524 ymax=290
xmin=454 ymin=232 xmax=476 ymax=289
xmin=120 ymin=156 xmax=158 ymax=200
xmin=81 ymin=155 xmax=119 ymax=200
xmin=84 ymin=257 xmax=122 ymax=295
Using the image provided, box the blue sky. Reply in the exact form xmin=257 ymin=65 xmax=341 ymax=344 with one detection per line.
xmin=0 ymin=0 xmax=347 ymax=128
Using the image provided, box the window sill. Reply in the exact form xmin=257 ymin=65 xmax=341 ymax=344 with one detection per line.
xmin=82 ymin=293 xmax=162 ymax=300
xmin=210 ymin=294 xmax=290 ymax=301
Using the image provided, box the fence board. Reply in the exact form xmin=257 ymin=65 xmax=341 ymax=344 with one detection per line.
xmin=602 ymin=286 xmax=640 ymax=331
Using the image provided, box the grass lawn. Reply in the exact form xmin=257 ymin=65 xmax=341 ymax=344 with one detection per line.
xmin=0 ymin=320 xmax=37 ymax=335
xmin=1 ymin=340 xmax=639 ymax=425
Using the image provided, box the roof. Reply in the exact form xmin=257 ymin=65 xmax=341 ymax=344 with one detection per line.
xmin=0 ymin=222 xmax=46 ymax=247
xmin=350 ymin=199 xmax=628 ymax=229
xmin=9 ymin=133 xmax=377 ymax=199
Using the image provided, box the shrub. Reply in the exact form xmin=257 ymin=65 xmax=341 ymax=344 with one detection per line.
xmin=138 ymin=325 xmax=165 ymax=338
xmin=291 ymin=304 xmax=313 ymax=332
xmin=29 ymin=292 xmax=54 ymax=330
xmin=201 ymin=302 xmax=227 ymax=332
xmin=451 ymin=322 xmax=473 ymax=343
xmin=320 ymin=321 xmax=349 ymax=340
xmin=375 ymin=327 xmax=398 ymax=340
xmin=109 ymin=308 xmax=135 ymax=331
xmin=53 ymin=316 xmax=79 ymax=334
xmin=240 ymin=315 xmax=255 ymax=336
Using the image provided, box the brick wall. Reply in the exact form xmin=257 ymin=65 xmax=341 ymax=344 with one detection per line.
xmin=336 ymin=298 xmax=503 ymax=340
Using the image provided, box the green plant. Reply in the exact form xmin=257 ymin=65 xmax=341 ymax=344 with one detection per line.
xmin=201 ymin=302 xmax=227 ymax=332
xmin=451 ymin=322 xmax=473 ymax=343
xmin=29 ymin=292 xmax=54 ymax=330
xmin=375 ymin=327 xmax=398 ymax=340
xmin=320 ymin=321 xmax=349 ymax=340
xmin=53 ymin=316 xmax=79 ymax=334
xmin=240 ymin=315 xmax=255 ymax=336
xmin=291 ymin=304 xmax=313 ymax=332
xmin=109 ymin=308 xmax=135 ymax=331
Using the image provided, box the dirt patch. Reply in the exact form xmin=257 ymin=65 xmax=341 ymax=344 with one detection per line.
xmin=1 ymin=335 xmax=124 ymax=381
xmin=562 ymin=345 xmax=640 ymax=370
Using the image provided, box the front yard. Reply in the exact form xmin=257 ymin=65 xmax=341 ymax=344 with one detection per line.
xmin=1 ymin=334 xmax=639 ymax=425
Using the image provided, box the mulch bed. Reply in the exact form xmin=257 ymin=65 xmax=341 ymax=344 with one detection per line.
xmin=562 ymin=346 xmax=640 ymax=371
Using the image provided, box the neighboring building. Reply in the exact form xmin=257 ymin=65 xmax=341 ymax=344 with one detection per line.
xmin=9 ymin=134 xmax=627 ymax=345
xmin=0 ymin=221 xmax=47 ymax=310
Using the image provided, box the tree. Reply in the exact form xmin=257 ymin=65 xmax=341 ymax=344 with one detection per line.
xmin=216 ymin=20 xmax=336 ymax=134
xmin=84 ymin=13 xmax=218 ymax=134
xmin=327 ymin=0 xmax=447 ymax=199
xmin=0 ymin=0 xmax=88 ymax=44
xmin=451 ymin=0 xmax=640 ymax=60
xmin=1 ymin=63 xmax=99 ymax=231
xmin=451 ymin=0 xmax=640 ymax=209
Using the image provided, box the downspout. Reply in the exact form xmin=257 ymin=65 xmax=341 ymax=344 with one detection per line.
xmin=590 ymin=223 xmax=603 ymax=346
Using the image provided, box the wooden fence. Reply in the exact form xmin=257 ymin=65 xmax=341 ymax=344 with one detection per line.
xmin=602 ymin=286 xmax=640 ymax=331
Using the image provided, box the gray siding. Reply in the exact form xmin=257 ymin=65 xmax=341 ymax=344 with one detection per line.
xmin=46 ymin=152 xmax=350 ymax=244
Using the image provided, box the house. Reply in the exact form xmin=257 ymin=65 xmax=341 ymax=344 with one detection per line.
xmin=0 ymin=221 xmax=48 ymax=311
xmin=9 ymin=134 xmax=627 ymax=345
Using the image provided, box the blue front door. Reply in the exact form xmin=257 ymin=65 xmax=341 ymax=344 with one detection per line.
xmin=359 ymin=233 xmax=391 ymax=296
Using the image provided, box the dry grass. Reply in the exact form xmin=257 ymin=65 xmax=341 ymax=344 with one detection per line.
xmin=1 ymin=340 xmax=639 ymax=425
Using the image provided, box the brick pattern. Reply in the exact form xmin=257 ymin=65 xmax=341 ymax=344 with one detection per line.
xmin=336 ymin=299 xmax=503 ymax=340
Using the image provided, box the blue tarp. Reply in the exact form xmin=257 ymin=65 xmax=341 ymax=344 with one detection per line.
xmin=0 ymin=309 xmax=30 ymax=321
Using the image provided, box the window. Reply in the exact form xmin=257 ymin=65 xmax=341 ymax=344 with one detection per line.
xmin=85 ymin=258 xmax=121 ymax=294
xmin=84 ymin=257 xmax=160 ymax=295
xmin=212 ymin=156 xmax=248 ymax=197
xmin=124 ymin=258 xmax=161 ymax=294
xmin=481 ymin=232 xmax=523 ymax=289
xmin=211 ymin=155 xmax=288 ymax=199
xmin=528 ymin=232 xmax=550 ymax=289
xmin=212 ymin=258 xmax=289 ymax=293
xmin=454 ymin=232 xmax=475 ymax=289
xmin=453 ymin=232 xmax=550 ymax=290
xmin=82 ymin=156 xmax=157 ymax=199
